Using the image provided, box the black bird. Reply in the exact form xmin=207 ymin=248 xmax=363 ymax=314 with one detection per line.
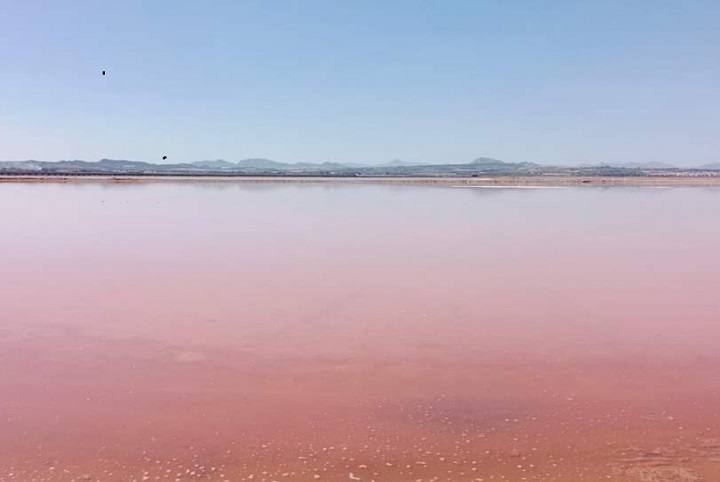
xmin=102 ymin=70 xmax=106 ymax=76
xmin=162 ymin=155 xmax=167 ymax=160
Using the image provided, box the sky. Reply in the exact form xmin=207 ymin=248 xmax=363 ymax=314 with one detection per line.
xmin=1 ymin=0 xmax=719 ymax=166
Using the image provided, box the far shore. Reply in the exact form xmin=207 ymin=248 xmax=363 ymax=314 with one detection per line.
xmin=2 ymin=174 xmax=720 ymax=187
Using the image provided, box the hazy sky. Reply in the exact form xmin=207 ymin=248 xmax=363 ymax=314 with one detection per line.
xmin=1 ymin=1 xmax=718 ymax=165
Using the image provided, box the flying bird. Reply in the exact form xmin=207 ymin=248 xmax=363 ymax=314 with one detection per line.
xmin=102 ymin=70 xmax=106 ymax=76
xmin=162 ymin=155 xmax=167 ymax=160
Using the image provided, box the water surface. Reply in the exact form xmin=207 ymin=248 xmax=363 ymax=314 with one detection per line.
xmin=1 ymin=182 xmax=720 ymax=482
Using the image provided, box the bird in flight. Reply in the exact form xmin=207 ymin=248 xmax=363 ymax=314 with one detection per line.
xmin=102 ymin=70 xmax=106 ymax=76
xmin=162 ymin=156 xmax=167 ymax=160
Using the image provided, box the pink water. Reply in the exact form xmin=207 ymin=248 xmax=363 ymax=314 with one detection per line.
xmin=1 ymin=181 xmax=720 ymax=482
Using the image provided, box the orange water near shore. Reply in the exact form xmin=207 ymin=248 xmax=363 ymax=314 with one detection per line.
xmin=1 ymin=183 xmax=720 ymax=482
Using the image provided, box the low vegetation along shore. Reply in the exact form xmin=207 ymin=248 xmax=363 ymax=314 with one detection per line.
xmin=2 ymin=158 xmax=720 ymax=186
xmin=3 ymin=174 xmax=720 ymax=186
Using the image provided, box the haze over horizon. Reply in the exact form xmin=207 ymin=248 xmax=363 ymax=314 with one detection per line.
xmin=1 ymin=1 xmax=719 ymax=166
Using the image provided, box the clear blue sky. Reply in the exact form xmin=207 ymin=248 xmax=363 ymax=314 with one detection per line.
xmin=1 ymin=0 xmax=718 ymax=165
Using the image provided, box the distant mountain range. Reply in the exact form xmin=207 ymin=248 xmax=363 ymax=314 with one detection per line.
xmin=1 ymin=157 xmax=718 ymax=177
xmin=192 ymin=158 xmax=420 ymax=170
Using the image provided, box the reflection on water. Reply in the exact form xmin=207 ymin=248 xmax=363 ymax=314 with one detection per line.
xmin=1 ymin=182 xmax=719 ymax=482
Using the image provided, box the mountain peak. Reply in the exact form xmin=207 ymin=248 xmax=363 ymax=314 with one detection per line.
xmin=471 ymin=157 xmax=507 ymax=165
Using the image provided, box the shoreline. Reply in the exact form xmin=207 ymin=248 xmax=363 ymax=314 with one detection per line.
xmin=3 ymin=174 xmax=720 ymax=186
